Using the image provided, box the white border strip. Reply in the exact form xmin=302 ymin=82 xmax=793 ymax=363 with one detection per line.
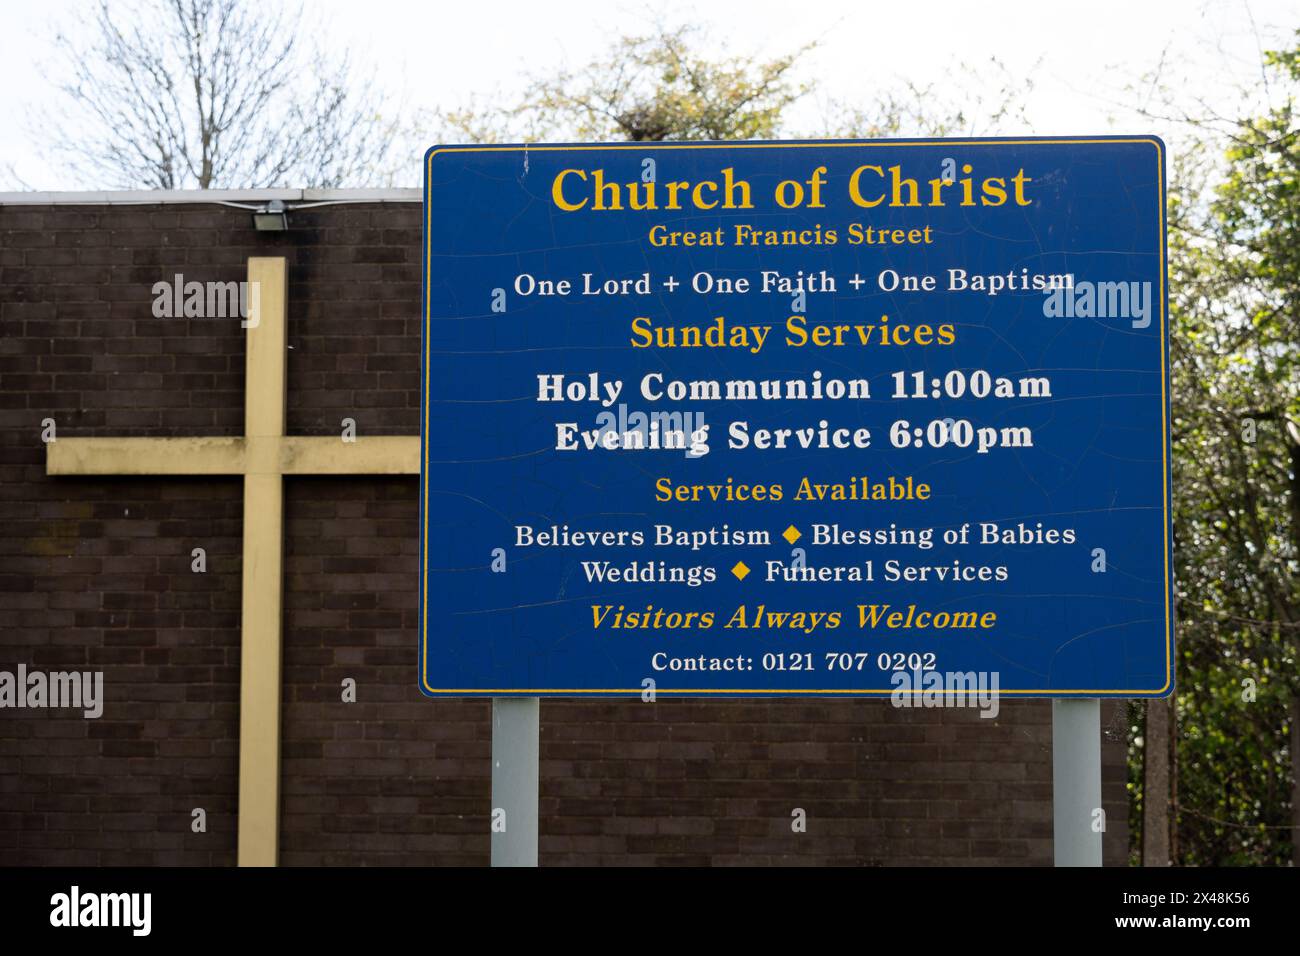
xmin=0 ymin=188 xmax=421 ymax=205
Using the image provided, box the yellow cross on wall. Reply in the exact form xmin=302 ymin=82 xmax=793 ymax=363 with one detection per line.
xmin=46 ymin=257 xmax=420 ymax=866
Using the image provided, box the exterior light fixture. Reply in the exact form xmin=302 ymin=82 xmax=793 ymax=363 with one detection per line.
xmin=252 ymin=199 xmax=289 ymax=232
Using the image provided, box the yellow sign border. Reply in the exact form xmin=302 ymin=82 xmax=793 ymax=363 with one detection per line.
xmin=420 ymin=137 xmax=1172 ymax=698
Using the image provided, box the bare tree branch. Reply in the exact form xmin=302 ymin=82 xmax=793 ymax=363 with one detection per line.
xmin=37 ymin=0 xmax=400 ymax=188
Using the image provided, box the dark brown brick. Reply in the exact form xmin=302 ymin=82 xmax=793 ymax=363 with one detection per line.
xmin=0 ymin=198 xmax=1129 ymax=868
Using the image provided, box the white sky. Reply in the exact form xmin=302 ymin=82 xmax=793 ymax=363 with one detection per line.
xmin=0 ymin=0 xmax=1295 ymax=189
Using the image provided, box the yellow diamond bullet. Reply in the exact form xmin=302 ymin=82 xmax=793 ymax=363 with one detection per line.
xmin=782 ymin=525 xmax=802 ymax=544
xmin=731 ymin=561 xmax=750 ymax=581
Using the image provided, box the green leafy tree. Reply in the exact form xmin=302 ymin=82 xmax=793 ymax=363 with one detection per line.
xmin=436 ymin=24 xmax=811 ymax=145
xmin=824 ymin=57 xmax=1036 ymax=138
xmin=1138 ymin=33 xmax=1300 ymax=865
xmin=437 ymin=25 xmax=811 ymax=144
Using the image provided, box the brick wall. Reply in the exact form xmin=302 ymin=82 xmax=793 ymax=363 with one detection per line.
xmin=0 ymin=200 xmax=1130 ymax=866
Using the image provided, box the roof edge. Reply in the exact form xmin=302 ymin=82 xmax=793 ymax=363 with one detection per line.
xmin=0 ymin=188 xmax=422 ymax=205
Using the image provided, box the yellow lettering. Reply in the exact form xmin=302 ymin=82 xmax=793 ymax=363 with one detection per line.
xmin=692 ymin=180 xmax=718 ymax=210
xmin=552 ymin=169 xmax=587 ymax=211
xmin=1012 ymin=169 xmax=1033 ymax=206
xmin=592 ymin=169 xmax=621 ymax=211
xmin=630 ymin=316 xmax=653 ymax=348
xmin=981 ymin=177 xmax=1006 ymax=206
xmin=848 ymin=165 xmax=885 ymax=208
xmin=721 ymin=167 xmax=752 ymax=209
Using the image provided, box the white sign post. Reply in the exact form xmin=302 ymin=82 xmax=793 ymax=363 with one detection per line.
xmin=1052 ymin=699 xmax=1103 ymax=866
xmin=490 ymin=698 xmax=540 ymax=867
